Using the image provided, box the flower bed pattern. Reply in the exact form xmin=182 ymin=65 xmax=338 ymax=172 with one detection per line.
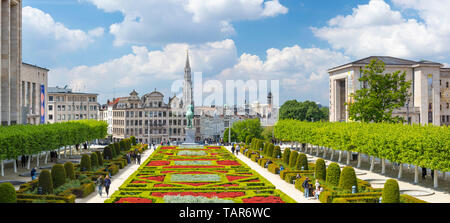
xmin=105 ymin=145 xmax=296 ymax=203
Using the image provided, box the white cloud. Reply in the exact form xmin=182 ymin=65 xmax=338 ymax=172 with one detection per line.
xmin=49 ymin=39 xmax=238 ymax=101
xmin=216 ymin=45 xmax=349 ymax=103
xmin=311 ymin=0 xmax=450 ymax=59
xmin=22 ymin=6 xmax=104 ymax=51
xmin=86 ymin=0 xmax=288 ymax=46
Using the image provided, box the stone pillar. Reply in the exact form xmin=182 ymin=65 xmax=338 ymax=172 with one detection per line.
xmin=36 ymin=153 xmax=40 ymax=167
xmin=44 ymin=151 xmax=48 ymax=164
xmin=27 ymin=155 xmax=30 ymax=169
xmin=316 ymin=146 xmax=319 ymax=156
xmin=9 ymin=1 xmax=20 ymax=124
xmin=13 ymin=158 xmax=17 ymax=173
xmin=330 ymin=149 xmax=334 ymax=160
xmin=1 ymin=0 xmax=11 ymax=125
xmin=323 ymin=147 xmax=327 ymax=158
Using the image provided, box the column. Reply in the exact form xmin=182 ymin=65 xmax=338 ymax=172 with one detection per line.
xmin=1 ymin=0 xmax=10 ymax=125
xmin=9 ymin=1 xmax=19 ymax=124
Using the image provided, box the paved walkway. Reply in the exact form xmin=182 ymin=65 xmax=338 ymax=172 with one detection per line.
xmin=279 ymin=145 xmax=450 ymax=203
xmin=79 ymin=147 xmax=156 ymax=203
xmin=224 ymin=146 xmax=319 ymax=203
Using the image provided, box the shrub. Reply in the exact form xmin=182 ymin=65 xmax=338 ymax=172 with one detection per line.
xmin=130 ymin=136 xmax=137 ymax=145
xmin=108 ymin=164 xmax=119 ymax=176
xmin=103 ymin=146 xmax=113 ymax=160
xmin=295 ymin=153 xmax=308 ymax=170
xmin=257 ymin=140 xmax=264 ymax=151
xmin=382 ymin=179 xmax=400 ymax=203
xmin=113 ymin=143 xmax=121 ymax=157
xmin=315 ymin=159 xmax=326 ymax=181
xmin=95 ymin=151 xmax=103 ymax=166
xmin=289 ymin=151 xmax=298 ymax=169
xmin=282 ymin=148 xmax=290 ymax=165
xmin=332 ymin=198 xmax=349 ymax=203
xmin=326 ymin=162 xmax=341 ymax=187
xmin=245 ymin=136 xmax=251 ymax=146
xmin=90 ymin=153 xmax=98 ymax=168
xmin=267 ymin=144 xmax=274 ymax=158
xmin=0 ymin=183 xmax=17 ymax=203
xmin=263 ymin=143 xmax=269 ymax=155
xmin=339 ymin=166 xmax=357 ymax=192
xmin=119 ymin=140 xmax=126 ymax=151
xmin=80 ymin=154 xmax=92 ymax=172
xmin=64 ymin=162 xmax=75 ymax=180
xmin=38 ymin=170 xmax=54 ymax=194
xmin=268 ymin=163 xmax=280 ymax=174
xmin=51 ymin=164 xmax=66 ymax=188
xmin=272 ymin=146 xmax=282 ymax=159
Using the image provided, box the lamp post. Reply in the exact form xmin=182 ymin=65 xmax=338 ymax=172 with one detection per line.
xmin=406 ymin=98 xmax=411 ymax=125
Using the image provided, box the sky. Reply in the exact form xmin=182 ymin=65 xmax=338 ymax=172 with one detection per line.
xmin=22 ymin=0 xmax=450 ymax=107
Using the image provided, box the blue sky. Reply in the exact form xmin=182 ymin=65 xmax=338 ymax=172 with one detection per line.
xmin=21 ymin=0 xmax=450 ymax=106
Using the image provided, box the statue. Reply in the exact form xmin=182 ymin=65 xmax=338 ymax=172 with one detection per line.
xmin=186 ymin=104 xmax=194 ymax=128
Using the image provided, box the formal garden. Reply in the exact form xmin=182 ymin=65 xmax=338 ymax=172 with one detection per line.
xmin=104 ymin=145 xmax=296 ymax=203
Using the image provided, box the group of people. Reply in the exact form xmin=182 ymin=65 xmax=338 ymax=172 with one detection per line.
xmin=96 ymin=175 xmax=112 ymax=197
xmin=231 ymin=144 xmax=241 ymax=155
xmin=126 ymin=150 xmax=141 ymax=165
xmin=302 ymin=177 xmax=323 ymax=199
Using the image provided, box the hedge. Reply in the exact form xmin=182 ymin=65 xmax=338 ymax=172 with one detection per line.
xmin=51 ymin=164 xmax=66 ymax=188
xmin=103 ymin=146 xmax=113 ymax=160
xmin=0 ymin=183 xmax=16 ymax=203
xmin=339 ymin=166 xmax=357 ymax=192
xmin=64 ymin=162 xmax=75 ymax=180
xmin=326 ymin=163 xmax=341 ymax=187
xmin=268 ymin=163 xmax=280 ymax=174
xmin=80 ymin=154 xmax=92 ymax=172
xmin=282 ymin=148 xmax=290 ymax=165
xmin=38 ymin=170 xmax=53 ymax=194
xmin=382 ymin=179 xmax=400 ymax=203
xmin=295 ymin=153 xmax=308 ymax=170
xmin=272 ymin=146 xmax=282 ymax=159
xmin=315 ymin=158 xmax=326 ymax=181
xmin=267 ymin=144 xmax=274 ymax=158
xmin=289 ymin=151 xmax=298 ymax=169
xmin=90 ymin=153 xmax=99 ymax=168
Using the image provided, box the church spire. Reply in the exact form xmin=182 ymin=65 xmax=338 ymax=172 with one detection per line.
xmin=185 ymin=49 xmax=191 ymax=74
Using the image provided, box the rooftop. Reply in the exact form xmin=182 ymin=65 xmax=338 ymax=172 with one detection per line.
xmin=328 ymin=56 xmax=443 ymax=72
xmin=48 ymin=86 xmax=98 ymax=95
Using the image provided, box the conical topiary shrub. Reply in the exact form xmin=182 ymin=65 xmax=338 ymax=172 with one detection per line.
xmin=339 ymin=166 xmax=357 ymax=191
xmin=326 ymin=162 xmax=341 ymax=186
xmin=257 ymin=140 xmax=263 ymax=151
xmin=295 ymin=153 xmax=308 ymax=170
xmin=90 ymin=153 xmax=98 ymax=168
xmin=113 ymin=143 xmax=121 ymax=157
xmin=0 ymin=183 xmax=16 ymax=203
xmin=119 ymin=140 xmax=126 ymax=151
xmin=64 ymin=162 xmax=75 ymax=180
xmin=51 ymin=164 xmax=66 ymax=188
xmin=80 ymin=154 xmax=92 ymax=172
xmin=289 ymin=151 xmax=298 ymax=169
xmin=130 ymin=136 xmax=137 ymax=145
xmin=103 ymin=146 xmax=113 ymax=160
xmin=267 ymin=144 xmax=274 ymax=158
xmin=272 ymin=146 xmax=282 ymax=159
xmin=382 ymin=179 xmax=400 ymax=203
xmin=263 ymin=143 xmax=269 ymax=156
xmin=38 ymin=170 xmax=53 ymax=194
xmin=282 ymin=148 xmax=290 ymax=165
xmin=315 ymin=158 xmax=326 ymax=181
xmin=95 ymin=151 xmax=103 ymax=166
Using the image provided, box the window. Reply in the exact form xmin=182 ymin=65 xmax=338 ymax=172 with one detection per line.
xmin=447 ymin=82 xmax=449 ymax=88
xmin=57 ymin=115 xmax=61 ymax=120
xmin=68 ymin=106 xmax=71 ymax=111
xmin=68 ymin=115 xmax=71 ymax=120
xmin=49 ymin=115 xmax=53 ymax=120
xmin=57 ymin=105 xmax=61 ymax=111
xmin=49 ymin=105 xmax=53 ymax=111
xmin=62 ymin=115 xmax=65 ymax=120
xmin=49 ymin=96 xmax=54 ymax=102
xmin=447 ymin=103 xmax=449 ymax=109
xmin=62 ymin=105 xmax=65 ymax=111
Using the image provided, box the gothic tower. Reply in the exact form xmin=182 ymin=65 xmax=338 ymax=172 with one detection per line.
xmin=183 ymin=50 xmax=193 ymax=109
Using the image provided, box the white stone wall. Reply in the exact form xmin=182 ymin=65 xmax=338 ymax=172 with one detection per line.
xmin=20 ymin=63 xmax=48 ymax=125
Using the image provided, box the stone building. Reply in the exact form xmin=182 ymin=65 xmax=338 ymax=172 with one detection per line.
xmin=328 ymin=56 xmax=450 ymax=126
xmin=20 ymin=63 xmax=49 ymax=125
xmin=0 ymin=0 xmax=22 ymax=126
xmin=47 ymin=86 xmax=99 ymax=124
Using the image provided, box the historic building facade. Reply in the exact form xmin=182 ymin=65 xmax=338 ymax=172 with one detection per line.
xmin=20 ymin=63 xmax=49 ymax=125
xmin=47 ymin=86 xmax=99 ymax=124
xmin=328 ymin=56 xmax=450 ymax=126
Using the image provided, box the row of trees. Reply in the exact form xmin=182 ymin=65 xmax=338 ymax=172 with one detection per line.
xmin=279 ymin=100 xmax=329 ymax=122
xmin=274 ymin=120 xmax=450 ymax=172
xmin=224 ymin=119 xmax=263 ymax=143
xmin=0 ymin=120 xmax=108 ymax=160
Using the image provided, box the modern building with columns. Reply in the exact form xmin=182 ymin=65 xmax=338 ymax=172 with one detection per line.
xmin=328 ymin=56 xmax=450 ymax=126
xmin=0 ymin=0 xmax=22 ymax=126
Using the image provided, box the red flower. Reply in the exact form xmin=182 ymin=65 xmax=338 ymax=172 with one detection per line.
xmin=163 ymin=165 xmax=223 ymax=169
xmin=115 ymin=197 xmax=153 ymax=203
xmin=243 ymin=196 xmax=285 ymax=203
xmin=131 ymin=181 xmax=147 ymax=184
xmin=160 ymin=147 xmax=177 ymax=150
xmin=169 ymin=159 xmax=216 ymax=161
xmin=226 ymin=175 xmax=249 ymax=181
xmin=151 ymin=192 xmax=245 ymax=198
xmin=140 ymin=176 xmax=165 ymax=182
xmin=217 ymin=160 xmax=240 ymax=166
xmin=177 ymin=171 xmax=212 ymax=174
xmin=147 ymin=161 xmax=170 ymax=166
xmin=218 ymin=184 xmax=239 ymax=187
xmin=154 ymin=184 xmax=175 ymax=187
xmin=161 ymin=171 xmax=176 ymax=173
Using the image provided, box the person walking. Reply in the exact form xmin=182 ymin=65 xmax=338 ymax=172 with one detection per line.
xmin=126 ymin=152 xmax=131 ymax=165
xmin=236 ymin=144 xmax=240 ymax=155
xmin=104 ymin=175 xmax=111 ymax=197
xmin=302 ymin=177 xmax=311 ymax=198
xmin=137 ymin=153 xmax=141 ymax=165
xmin=31 ymin=168 xmax=37 ymax=181
xmin=21 ymin=155 xmax=26 ymax=168
xmin=231 ymin=144 xmax=235 ymax=155
xmin=422 ymin=167 xmax=427 ymax=180
xmin=96 ymin=176 xmax=104 ymax=197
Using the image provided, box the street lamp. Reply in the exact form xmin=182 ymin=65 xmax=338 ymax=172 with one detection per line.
xmin=406 ymin=98 xmax=411 ymax=125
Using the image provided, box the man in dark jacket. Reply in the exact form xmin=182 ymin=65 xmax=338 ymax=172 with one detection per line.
xmin=302 ymin=177 xmax=311 ymax=198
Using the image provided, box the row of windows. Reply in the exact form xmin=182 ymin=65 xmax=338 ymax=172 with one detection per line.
xmin=123 ymin=128 xmax=186 ymax=136
xmin=124 ymin=110 xmax=187 ymax=118
xmin=441 ymin=115 xmax=450 ymax=123
xmin=48 ymin=114 xmax=97 ymax=121
xmin=49 ymin=95 xmax=97 ymax=102
xmin=49 ymin=105 xmax=97 ymax=111
xmin=439 ymin=80 xmax=449 ymax=88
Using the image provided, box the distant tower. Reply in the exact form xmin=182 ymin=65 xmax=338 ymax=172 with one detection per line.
xmin=267 ymin=92 xmax=273 ymax=119
xmin=183 ymin=50 xmax=193 ymax=109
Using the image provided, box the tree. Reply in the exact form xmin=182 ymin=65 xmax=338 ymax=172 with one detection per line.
xmin=262 ymin=126 xmax=274 ymax=142
xmin=279 ymin=100 xmax=328 ymax=122
xmin=347 ymin=59 xmax=411 ymax=123
xmin=223 ymin=128 xmax=237 ymax=143
xmin=231 ymin=119 xmax=263 ymax=142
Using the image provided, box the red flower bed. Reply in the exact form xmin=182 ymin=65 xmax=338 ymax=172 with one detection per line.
xmin=226 ymin=175 xmax=249 ymax=181
xmin=140 ymin=176 xmax=165 ymax=182
xmin=242 ymin=196 xmax=285 ymax=203
xmin=160 ymin=147 xmax=177 ymax=150
xmin=217 ymin=160 xmax=240 ymax=165
xmin=132 ymin=181 xmax=147 ymax=184
xmin=116 ymin=197 xmax=153 ymax=203
xmin=214 ymin=170 xmax=228 ymax=173
xmin=147 ymin=161 xmax=170 ymax=166
xmin=177 ymin=182 xmax=213 ymax=186
xmin=154 ymin=184 xmax=175 ymax=187
xmin=161 ymin=170 xmax=177 ymax=173
xmin=163 ymin=165 xmax=223 ymax=169
xmin=169 ymin=159 xmax=216 ymax=161
xmin=151 ymin=191 xmax=245 ymax=198
xmin=219 ymin=184 xmax=239 ymax=187
xmin=177 ymin=171 xmax=212 ymax=174
xmin=210 ymin=153 xmax=218 ymax=155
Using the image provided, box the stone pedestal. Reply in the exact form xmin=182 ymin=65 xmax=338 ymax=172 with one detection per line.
xmin=184 ymin=128 xmax=196 ymax=144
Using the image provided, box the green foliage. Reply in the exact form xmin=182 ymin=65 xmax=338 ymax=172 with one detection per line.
xmin=326 ymin=163 xmax=341 ymax=187
xmin=103 ymin=146 xmax=113 ymax=160
xmin=282 ymin=148 xmax=291 ymax=165
xmin=113 ymin=143 xmax=121 ymax=157
xmin=382 ymin=179 xmax=400 ymax=203
xmin=263 ymin=143 xmax=269 ymax=155
xmin=80 ymin=154 xmax=92 ymax=172
xmin=231 ymin=119 xmax=263 ymax=143
xmin=245 ymin=136 xmax=252 ymax=146
xmin=38 ymin=170 xmax=53 ymax=195
xmin=347 ymin=59 xmax=411 ymax=123
xmin=119 ymin=140 xmax=126 ymax=151
xmin=262 ymin=126 xmax=274 ymax=142
xmin=223 ymin=128 xmax=237 ymax=143
xmin=295 ymin=153 xmax=308 ymax=170
xmin=315 ymin=159 xmax=326 ymax=181
xmin=279 ymin=100 xmax=328 ymax=122
xmin=95 ymin=151 xmax=103 ymax=166
xmin=64 ymin=162 xmax=75 ymax=180
xmin=0 ymin=183 xmax=17 ymax=203
xmin=164 ymin=195 xmax=234 ymax=203
xmin=339 ymin=166 xmax=357 ymax=191
xmin=273 ymin=146 xmax=282 ymax=158
xmin=51 ymin=164 xmax=66 ymax=188
xmin=90 ymin=153 xmax=98 ymax=168
xmin=267 ymin=144 xmax=274 ymax=158
xmin=289 ymin=151 xmax=298 ymax=169
xmin=130 ymin=136 xmax=137 ymax=145
xmin=268 ymin=163 xmax=280 ymax=174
